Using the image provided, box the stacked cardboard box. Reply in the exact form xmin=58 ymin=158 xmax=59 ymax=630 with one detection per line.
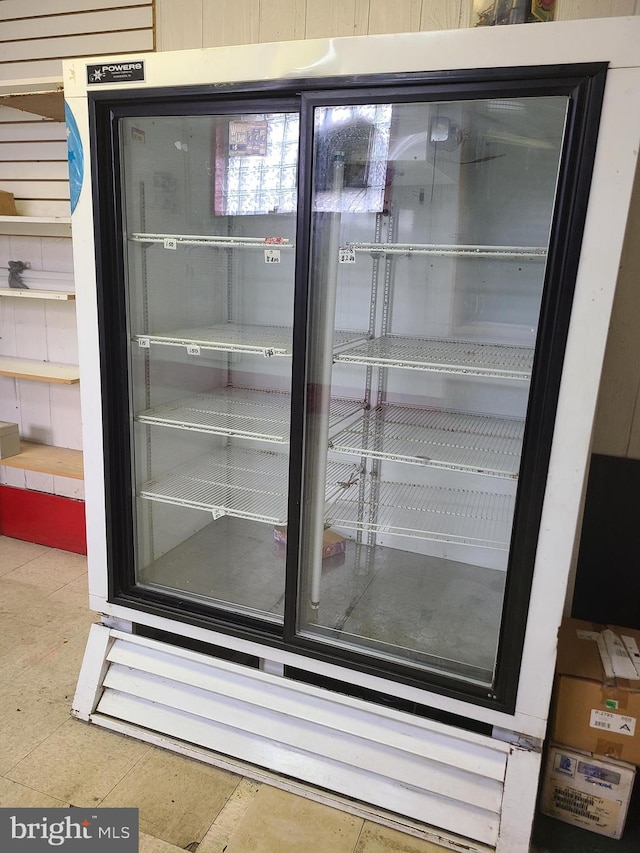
xmin=540 ymin=618 xmax=640 ymax=838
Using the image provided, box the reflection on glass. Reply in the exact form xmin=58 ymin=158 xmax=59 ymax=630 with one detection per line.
xmin=120 ymin=112 xmax=299 ymax=622
xmin=299 ymin=96 xmax=568 ymax=686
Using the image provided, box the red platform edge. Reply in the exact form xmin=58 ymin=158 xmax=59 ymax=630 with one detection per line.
xmin=0 ymin=485 xmax=87 ymax=554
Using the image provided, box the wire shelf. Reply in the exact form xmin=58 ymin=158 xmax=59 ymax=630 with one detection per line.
xmin=139 ymin=446 xmax=360 ymax=525
xmin=134 ymin=324 xmax=366 ymax=358
xmin=330 ymin=405 xmax=524 ymax=478
xmin=137 ymin=388 xmax=363 ymax=444
xmin=327 ymin=480 xmax=515 ymax=549
xmin=130 ymin=232 xmax=295 ymax=251
xmin=335 ymin=335 xmax=533 ymax=379
xmin=345 ymin=241 xmax=546 ymax=260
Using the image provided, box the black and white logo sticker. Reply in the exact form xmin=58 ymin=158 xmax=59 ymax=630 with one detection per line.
xmin=87 ymin=61 xmax=145 ymax=85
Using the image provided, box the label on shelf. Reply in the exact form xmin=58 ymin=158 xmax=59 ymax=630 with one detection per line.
xmin=138 ymin=337 xmax=150 ymax=349
xmin=163 ymin=238 xmax=177 ymax=250
xmin=264 ymin=249 xmax=281 ymax=263
xmin=338 ymin=246 xmax=356 ymax=264
xmin=186 ymin=345 xmax=201 ymax=356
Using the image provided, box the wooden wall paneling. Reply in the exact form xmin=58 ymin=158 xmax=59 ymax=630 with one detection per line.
xmin=0 ymin=162 xmax=69 ymax=182
xmin=0 ymin=121 xmax=66 ymax=144
xmin=155 ymin=0 xmax=203 ymax=50
xmin=0 ymin=107 xmax=69 ymax=218
xmin=420 ymin=0 xmax=469 ymax=31
xmin=555 ymin=0 xmax=638 ymax=20
xmin=2 ymin=181 xmax=69 ymax=202
xmin=305 ymin=0 xmax=367 ymax=39
xmin=258 ymin=0 xmax=306 ymax=43
xmin=591 ymin=158 xmax=640 ymax=458
xmin=0 ymin=0 xmax=151 ymax=20
xmin=1 ymin=7 xmax=153 ymax=42
xmin=0 ymin=60 xmax=69 ymax=82
xmin=0 ymin=31 xmax=154 ymax=67
xmin=0 ymin=141 xmax=68 ymax=163
xmin=366 ymin=0 xmax=422 ymax=34
xmin=202 ymin=0 xmax=260 ymax=47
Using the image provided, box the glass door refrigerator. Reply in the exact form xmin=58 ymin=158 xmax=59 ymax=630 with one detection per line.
xmin=66 ymin=17 xmax=640 ymax=853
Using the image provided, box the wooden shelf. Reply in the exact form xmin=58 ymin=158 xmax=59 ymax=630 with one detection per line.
xmin=0 ymin=356 xmax=79 ymax=384
xmin=0 ymin=216 xmax=72 ymax=237
xmin=0 ymin=78 xmax=64 ymax=121
xmin=0 ymin=287 xmax=75 ymax=301
xmin=1 ymin=441 xmax=83 ymax=480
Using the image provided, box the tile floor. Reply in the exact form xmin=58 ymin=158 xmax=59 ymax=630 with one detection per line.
xmin=0 ymin=534 xmax=456 ymax=853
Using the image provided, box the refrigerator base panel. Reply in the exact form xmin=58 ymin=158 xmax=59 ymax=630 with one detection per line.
xmin=137 ymin=516 xmax=504 ymax=680
xmin=73 ymin=624 xmax=540 ymax=853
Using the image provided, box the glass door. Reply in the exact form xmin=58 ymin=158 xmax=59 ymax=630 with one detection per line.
xmin=120 ymin=105 xmax=300 ymax=623
xmin=297 ymin=92 xmax=569 ymax=689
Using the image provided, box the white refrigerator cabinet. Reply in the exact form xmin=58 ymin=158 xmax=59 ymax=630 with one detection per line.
xmin=65 ymin=17 xmax=640 ymax=852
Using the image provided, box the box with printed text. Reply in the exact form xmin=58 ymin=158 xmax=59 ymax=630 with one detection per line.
xmin=551 ymin=618 xmax=640 ymax=765
xmin=540 ymin=743 xmax=635 ymax=838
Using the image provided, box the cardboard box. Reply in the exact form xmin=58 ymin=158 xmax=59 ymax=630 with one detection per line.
xmin=0 ymin=421 xmax=20 ymax=459
xmin=0 ymin=190 xmax=17 ymax=216
xmin=551 ymin=618 xmax=640 ymax=764
xmin=273 ymin=526 xmax=346 ymax=559
xmin=540 ymin=744 xmax=635 ymax=839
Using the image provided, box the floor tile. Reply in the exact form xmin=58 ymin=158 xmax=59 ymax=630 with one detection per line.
xmin=0 ymin=537 xmax=50 ymax=576
xmin=0 ymin=776 xmax=68 ymax=808
xmin=6 ymin=718 xmax=150 ymax=807
xmin=9 ymin=627 xmax=92 ymax=704
xmin=0 ymin=614 xmax=90 ymax=689
xmin=198 ymin=778 xmax=261 ymax=853
xmin=0 ymin=683 xmax=70 ymax=775
xmin=2 ymin=579 xmax=96 ymax=634
xmin=47 ymin=572 xmax=90 ymax=609
xmin=3 ymin=548 xmax=87 ymax=595
xmin=222 ymin=785 xmax=363 ymax=853
xmin=100 ymin=746 xmax=241 ymax=848
xmin=354 ymin=821 xmax=454 ymax=853
xmin=139 ymin=832 xmax=187 ymax=853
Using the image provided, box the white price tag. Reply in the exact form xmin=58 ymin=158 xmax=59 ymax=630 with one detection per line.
xmin=211 ymin=508 xmax=225 ymax=520
xmin=590 ymin=709 xmax=636 ymax=737
xmin=163 ymin=238 xmax=177 ymax=250
xmin=138 ymin=337 xmax=150 ymax=348
xmin=338 ymin=246 xmax=356 ymax=264
xmin=186 ymin=344 xmax=201 ymax=356
xmin=264 ymin=249 xmax=281 ymax=264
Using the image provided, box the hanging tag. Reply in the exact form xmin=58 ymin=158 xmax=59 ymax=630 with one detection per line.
xmin=186 ymin=344 xmax=201 ymax=356
xmin=338 ymin=246 xmax=356 ymax=264
xmin=163 ymin=237 xmax=177 ymax=250
xmin=264 ymin=249 xmax=281 ymax=264
xmin=138 ymin=337 xmax=150 ymax=348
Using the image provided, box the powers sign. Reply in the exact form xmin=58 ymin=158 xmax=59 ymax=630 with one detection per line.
xmin=87 ymin=62 xmax=145 ymax=84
